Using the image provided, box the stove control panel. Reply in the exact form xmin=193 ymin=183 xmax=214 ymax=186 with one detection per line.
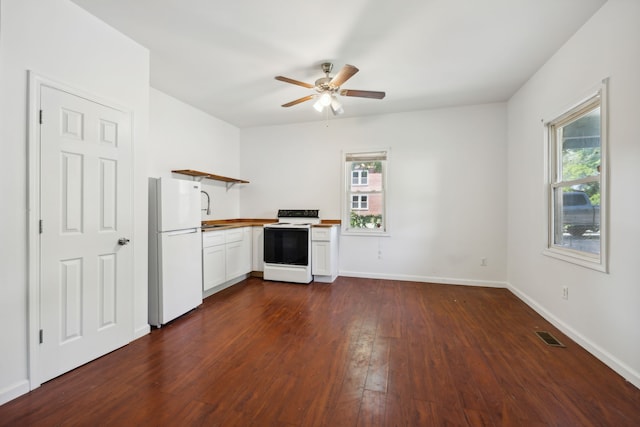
xmin=277 ymin=209 xmax=319 ymax=219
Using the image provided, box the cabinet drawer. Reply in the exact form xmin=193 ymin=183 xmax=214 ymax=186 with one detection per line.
xmin=202 ymin=230 xmax=225 ymax=248
xmin=311 ymin=227 xmax=332 ymax=241
xmin=225 ymin=228 xmax=244 ymax=243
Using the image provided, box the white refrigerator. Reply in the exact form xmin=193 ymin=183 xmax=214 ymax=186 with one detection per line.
xmin=148 ymin=177 xmax=203 ymax=327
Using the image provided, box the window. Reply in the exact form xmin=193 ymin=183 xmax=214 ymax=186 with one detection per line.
xmin=351 ymin=170 xmax=368 ymax=186
xmin=545 ymin=81 xmax=607 ymax=271
xmin=351 ymin=195 xmax=368 ymax=210
xmin=343 ymin=149 xmax=389 ymax=234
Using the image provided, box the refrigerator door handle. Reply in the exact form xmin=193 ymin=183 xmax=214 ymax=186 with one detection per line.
xmin=165 ymin=228 xmax=199 ymax=236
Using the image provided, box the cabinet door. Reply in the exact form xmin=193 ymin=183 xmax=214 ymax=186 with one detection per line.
xmin=225 ymin=228 xmax=252 ymax=280
xmin=225 ymin=241 xmax=244 ymax=280
xmin=203 ymin=245 xmax=225 ymax=291
xmin=312 ymin=241 xmax=331 ymax=275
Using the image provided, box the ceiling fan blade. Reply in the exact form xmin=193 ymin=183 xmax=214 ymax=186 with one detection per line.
xmin=282 ymin=95 xmax=315 ymax=107
xmin=340 ymin=89 xmax=386 ymax=99
xmin=275 ymin=76 xmax=314 ymax=89
xmin=329 ymin=64 xmax=359 ymax=87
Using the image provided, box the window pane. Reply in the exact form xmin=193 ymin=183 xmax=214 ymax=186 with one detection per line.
xmin=552 ymin=186 xmax=600 ymax=255
xmin=351 ymin=162 xmax=381 ymax=190
xmin=344 ymin=150 xmax=387 ymax=233
xmin=561 ymin=107 xmax=600 ymax=182
xmin=349 ymin=193 xmax=383 ymax=228
xmin=545 ymin=85 xmax=606 ymax=269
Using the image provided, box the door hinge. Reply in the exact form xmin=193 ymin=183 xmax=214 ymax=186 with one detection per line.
xmin=39 ymin=329 xmax=43 ymax=344
xmin=39 ymin=109 xmax=43 ymax=124
xmin=39 ymin=219 xmax=43 ymax=234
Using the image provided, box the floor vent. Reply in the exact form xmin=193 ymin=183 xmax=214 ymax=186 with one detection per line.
xmin=535 ymin=331 xmax=566 ymax=348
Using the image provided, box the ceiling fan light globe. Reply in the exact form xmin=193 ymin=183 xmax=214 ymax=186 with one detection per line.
xmin=320 ymin=92 xmax=332 ymax=106
xmin=313 ymin=99 xmax=324 ymax=112
xmin=331 ymin=98 xmax=344 ymax=115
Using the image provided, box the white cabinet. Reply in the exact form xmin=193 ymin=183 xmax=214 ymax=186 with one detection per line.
xmin=202 ymin=227 xmax=252 ymax=294
xmin=225 ymin=227 xmax=251 ymax=280
xmin=311 ymin=226 xmax=339 ymax=283
xmin=202 ymin=230 xmax=226 ymax=291
xmin=252 ymin=226 xmax=264 ymax=272
xmin=312 ymin=241 xmax=332 ymax=276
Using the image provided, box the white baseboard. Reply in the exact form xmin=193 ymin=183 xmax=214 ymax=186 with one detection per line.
xmin=339 ymin=270 xmax=507 ymax=288
xmin=0 ymin=379 xmax=30 ymax=406
xmin=507 ymin=282 xmax=640 ymax=390
xmin=133 ymin=324 xmax=151 ymax=340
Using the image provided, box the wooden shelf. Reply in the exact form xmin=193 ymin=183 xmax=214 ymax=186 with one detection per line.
xmin=172 ymin=169 xmax=249 ymax=187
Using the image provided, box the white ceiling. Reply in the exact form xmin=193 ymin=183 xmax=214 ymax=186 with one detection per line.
xmin=71 ymin=0 xmax=606 ymax=128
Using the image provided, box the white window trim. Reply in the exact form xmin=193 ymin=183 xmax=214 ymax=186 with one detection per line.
xmin=542 ymin=79 xmax=608 ymax=273
xmin=342 ymin=148 xmax=390 ymax=236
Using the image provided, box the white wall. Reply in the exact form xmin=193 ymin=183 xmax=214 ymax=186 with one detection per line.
xmin=0 ymin=0 xmax=149 ymax=404
xmin=149 ymin=89 xmax=241 ymax=220
xmin=507 ymin=0 xmax=640 ymax=387
xmin=240 ymin=104 xmax=508 ymax=286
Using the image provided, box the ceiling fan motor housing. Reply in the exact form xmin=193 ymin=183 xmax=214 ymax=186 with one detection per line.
xmin=321 ymin=62 xmax=333 ymax=75
xmin=315 ymin=77 xmax=336 ymax=93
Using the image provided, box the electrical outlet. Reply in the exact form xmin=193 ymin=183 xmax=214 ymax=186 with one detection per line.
xmin=480 ymin=257 xmax=487 ymax=267
xmin=562 ymin=286 xmax=569 ymax=300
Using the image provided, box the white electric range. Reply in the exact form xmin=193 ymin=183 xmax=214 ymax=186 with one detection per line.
xmin=263 ymin=210 xmax=320 ymax=284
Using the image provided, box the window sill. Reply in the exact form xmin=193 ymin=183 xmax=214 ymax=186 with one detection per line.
xmin=542 ymin=247 xmax=607 ymax=273
xmin=341 ymin=229 xmax=390 ymax=237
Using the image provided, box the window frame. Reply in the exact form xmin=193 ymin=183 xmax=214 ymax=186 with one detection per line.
xmin=543 ymin=80 xmax=608 ymax=272
xmin=342 ymin=148 xmax=390 ymax=236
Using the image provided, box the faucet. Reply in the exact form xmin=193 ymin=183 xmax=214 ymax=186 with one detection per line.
xmin=201 ymin=190 xmax=211 ymax=215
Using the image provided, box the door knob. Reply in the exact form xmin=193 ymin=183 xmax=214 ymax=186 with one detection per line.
xmin=118 ymin=238 xmax=130 ymax=246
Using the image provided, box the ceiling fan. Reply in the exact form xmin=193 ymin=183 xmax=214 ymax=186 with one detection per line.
xmin=275 ymin=62 xmax=386 ymax=115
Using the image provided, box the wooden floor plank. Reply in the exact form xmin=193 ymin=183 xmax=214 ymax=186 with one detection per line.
xmin=1 ymin=277 xmax=639 ymax=426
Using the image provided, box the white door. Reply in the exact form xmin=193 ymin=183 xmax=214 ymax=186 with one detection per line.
xmin=38 ymin=85 xmax=133 ymax=382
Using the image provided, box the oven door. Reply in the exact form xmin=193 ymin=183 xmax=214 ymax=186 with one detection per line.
xmin=264 ymin=227 xmax=309 ymax=266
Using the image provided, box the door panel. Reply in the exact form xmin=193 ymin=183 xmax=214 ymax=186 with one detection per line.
xmin=39 ymin=85 xmax=133 ymax=383
xmin=100 ymin=158 xmax=117 ymax=232
xmin=159 ymin=230 xmax=202 ymax=323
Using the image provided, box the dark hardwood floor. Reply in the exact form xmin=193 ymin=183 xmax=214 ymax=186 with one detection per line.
xmin=2 ymin=277 xmax=639 ymax=426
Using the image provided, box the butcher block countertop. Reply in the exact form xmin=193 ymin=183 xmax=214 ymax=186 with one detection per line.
xmin=201 ymin=219 xmax=340 ymax=232
xmin=313 ymin=220 xmax=341 ymax=227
